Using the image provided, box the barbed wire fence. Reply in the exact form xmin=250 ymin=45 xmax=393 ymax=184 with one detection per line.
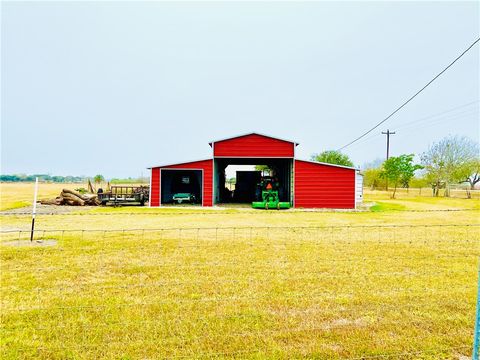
xmin=1 ymin=224 xmax=479 ymax=359
xmin=1 ymin=208 xmax=479 ymax=216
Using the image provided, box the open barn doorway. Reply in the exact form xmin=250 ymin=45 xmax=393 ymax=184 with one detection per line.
xmin=160 ymin=169 xmax=203 ymax=205
xmin=222 ymin=165 xmax=261 ymax=203
xmin=214 ymin=158 xmax=293 ymax=206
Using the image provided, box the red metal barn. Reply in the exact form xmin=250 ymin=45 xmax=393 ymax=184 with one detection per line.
xmin=149 ymin=133 xmax=363 ymax=209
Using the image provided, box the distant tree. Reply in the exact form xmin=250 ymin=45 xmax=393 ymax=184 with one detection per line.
xmin=380 ymin=154 xmax=422 ymax=198
xmin=455 ymin=158 xmax=480 ymax=198
xmin=409 ymin=176 xmax=430 ymax=189
xmin=0 ymin=175 xmax=16 ymax=182
xmin=93 ymin=174 xmax=105 ymax=185
xmin=51 ymin=176 xmax=65 ymax=183
xmin=362 ymin=167 xmax=384 ymax=190
xmin=362 ymin=158 xmax=384 ymax=170
xmin=421 ymin=136 xmax=479 ymax=197
xmin=254 ymin=165 xmax=270 ymax=172
xmin=311 ymin=151 xmax=354 ymax=167
xmin=460 ymin=158 xmax=480 ymax=190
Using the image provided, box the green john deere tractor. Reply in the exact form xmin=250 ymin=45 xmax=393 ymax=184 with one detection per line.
xmin=252 ymin=176 xmax=290 ymax=210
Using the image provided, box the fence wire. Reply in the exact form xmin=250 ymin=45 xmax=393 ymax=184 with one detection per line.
xmin=1 ymin=224 xmax=479 ymax=359
xmin=1 ymin=208 xmax=479 ymax=216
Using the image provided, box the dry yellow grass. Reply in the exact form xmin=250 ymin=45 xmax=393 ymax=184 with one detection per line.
xmin=364 ymin=187 xmax=480 ymax=200
xmin=1 ymin=185 xmax=479 ymax=359
xmin=0 ymin=183 xmax=77 ymax=211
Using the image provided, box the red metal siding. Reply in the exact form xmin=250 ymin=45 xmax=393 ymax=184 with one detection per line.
xmin=214 ymin=134 xmax=294 ymax=157
xmin=150 ymin=168 xmax=160 ymax=207
xmin=294 ymin=160 xmax=355 ymax=209
xmin=152 ymin=159 xmax=213 ymax=207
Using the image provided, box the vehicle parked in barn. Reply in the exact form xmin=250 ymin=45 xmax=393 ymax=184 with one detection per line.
xmin=252 ymin=176 xmax=290 ymax=210
xmin=172 ymin=192 xmax=196 ymax=204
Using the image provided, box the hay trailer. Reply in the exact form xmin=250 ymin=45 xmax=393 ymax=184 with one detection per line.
xmin=97 ymin=185 xmax=149 ymax=206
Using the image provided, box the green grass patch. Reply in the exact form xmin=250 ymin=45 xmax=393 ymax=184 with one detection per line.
xmin=370 ymin=201 xmax=406 ymax=212
xmin=0 ymin=201 xmax=30 ymax=211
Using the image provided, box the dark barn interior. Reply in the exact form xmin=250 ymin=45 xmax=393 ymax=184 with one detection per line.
xmin=214 ymin=158 xmax=293 ymax=204
xmin=233 ymin=171 xmax=261 ymax=202
xmin=161 ymin=169 xmax=202 ymax=204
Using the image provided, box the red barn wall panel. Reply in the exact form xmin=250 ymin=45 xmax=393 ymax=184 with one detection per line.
xmin=150 ymin=168 xmax=160 ymax=207
xmin=214 ymin=134 xmax=294 ymax=157
xmin=151 ymin=159 xmax=213 ymax=207
xmin=294 ymin=160 xmax=355 ymax=209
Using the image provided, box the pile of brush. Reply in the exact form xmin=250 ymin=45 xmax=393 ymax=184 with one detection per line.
xmin=40 ymin=189 xmax=101 ymax=206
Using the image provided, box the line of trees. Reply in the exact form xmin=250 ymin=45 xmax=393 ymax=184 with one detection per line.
xmin=0 ymin=173 xmax=150 ymax=185
xmin=0 ymin=174 xmax=86 ymax=183
xmin=313 ymin=135 xmax=480 ymax=198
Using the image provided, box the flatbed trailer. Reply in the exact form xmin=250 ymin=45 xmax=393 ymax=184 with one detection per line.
xmin=97 ymin=185 xmax=149 ymax=206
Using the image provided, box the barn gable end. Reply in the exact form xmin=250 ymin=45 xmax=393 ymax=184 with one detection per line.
xmin=212 ymin=133 xmax=295 ymax=158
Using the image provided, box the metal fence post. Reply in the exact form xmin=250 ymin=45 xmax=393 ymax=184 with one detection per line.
xmin=473 ymin=262 xmax=480 ymax=360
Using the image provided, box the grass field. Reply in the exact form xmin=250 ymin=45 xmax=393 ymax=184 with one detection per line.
xmin=0 ymin=183 xmax=71 ymax=211
xmin=1 ymin=183 xmax=479 ymax=359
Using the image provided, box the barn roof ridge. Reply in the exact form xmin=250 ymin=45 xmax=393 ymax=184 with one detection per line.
xmin=208 ymin=132 xmax=299 ymax=146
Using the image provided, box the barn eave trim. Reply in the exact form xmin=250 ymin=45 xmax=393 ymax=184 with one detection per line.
xmin=208 ymin=132 xmax=299 ymax=146
xmin=295 ymin=159 xmax=358 ymax=170
xmin=147 ymin=158 xmax=213 ymax=169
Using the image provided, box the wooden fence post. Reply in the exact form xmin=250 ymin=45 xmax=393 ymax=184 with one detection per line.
xmin=30 ymin=177 xmax=39 ymax=241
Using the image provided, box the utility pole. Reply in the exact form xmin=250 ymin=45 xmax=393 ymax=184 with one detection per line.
xmin=382 ymin=130 xmax=395 ymax=191
xmin=382 ymin=129 xmax=396 ymax=160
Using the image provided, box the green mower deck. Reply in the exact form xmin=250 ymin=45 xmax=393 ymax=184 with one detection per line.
xmin=252 ymin=201 xmax=290 ymax=210
xmin=251 ymin=188 xmax=290 ymax=210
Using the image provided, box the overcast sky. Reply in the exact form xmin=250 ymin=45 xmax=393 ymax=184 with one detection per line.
xmin=2 ymin=1 xmax=479 ymax=178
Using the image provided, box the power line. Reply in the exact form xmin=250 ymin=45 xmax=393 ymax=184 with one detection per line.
xmin=393 ymin=108 xmax=477 ymax=131
xmin=392 ymin=100 xmax=478 ymax=130
xmin=338 ymin=37 xmax=480 ymax=151
xmin=344 ymin=101 xmax=479 ymax=150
